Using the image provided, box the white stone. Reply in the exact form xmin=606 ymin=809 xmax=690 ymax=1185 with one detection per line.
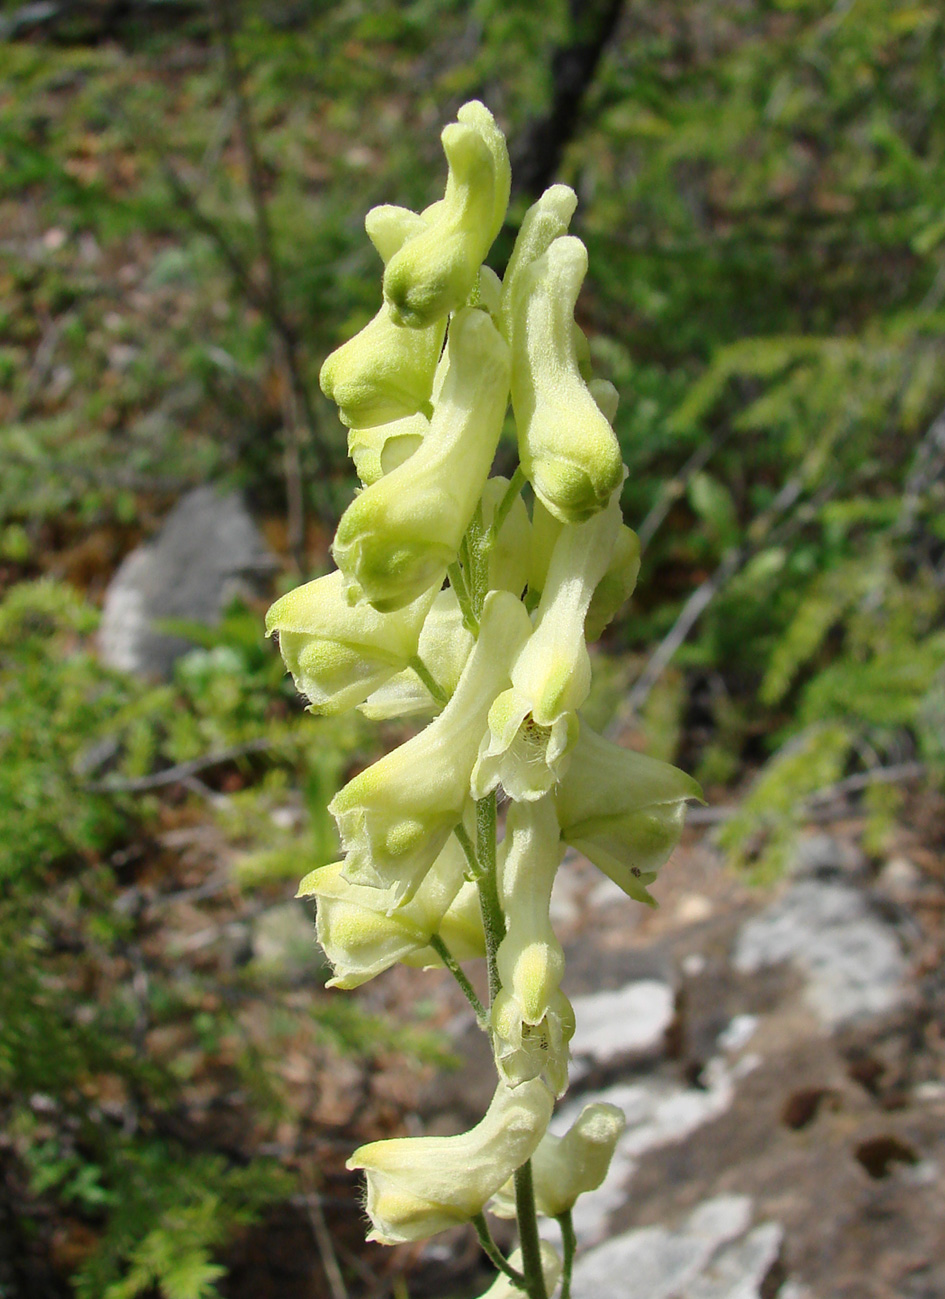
xmin=733 ymin=880 xmax=905 ymax=1026
xmin=570 ymin=1195 xmax=756 ymax=1299
xmin=569 ymin=981 xmax=675 ymax=1080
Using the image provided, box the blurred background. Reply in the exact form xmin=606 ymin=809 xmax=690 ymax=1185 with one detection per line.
xmin=1 ymin=1 xmax=943 ymax=1296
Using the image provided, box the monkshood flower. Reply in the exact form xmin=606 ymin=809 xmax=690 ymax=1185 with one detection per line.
xmin=330 ymin=590 xmax=532 ymax=903
xmin=347 ymin=1077 xmax=554 ymax=1244
xmin=384 ymin=101 xmax=510 ymax=328
xmin=490 ymin=798 xmax=571 ymax=1092
xmin=475 ymin=1244 xmax=562 ymax=1299
xmin=555 ymin=722 xmax=703 ymax=905
xmin=265 ymin=571 xmax=436 ymax=715
xmin=492 ymin=1102 xmax=625 ymax=1219
xmin=332 ymin=307 xmax=511 ymax=611
xmin=510 ymin=234 xmax=624 ymax=524
xmin=320 ymin=208 xmax=445 ymax=430
xmin=297 ymin=838 xmax=482 ymax=989
xmin=472 ymin=493 xmax=620 ymax=801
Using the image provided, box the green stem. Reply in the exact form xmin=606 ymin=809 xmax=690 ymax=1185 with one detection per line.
xmin=475 ymin=792 xmax=505 ymax=1004
xmin=448 ymin=560 xmax=479 ymax=635
xmin=472 ymin=1213 xmax=526 ymax=1287
xmin=429 ymin=934 xmax=488 ymax=1030
xmin=558 ymin=1211 xmax=576 ymax=1299
xmin=408 ymin=654 xmax=448 ymax=706
xmin=453 ymin=822 xmax=480 ymax=880
xmin=514 ymin=1162 xmax=548 ymax=1299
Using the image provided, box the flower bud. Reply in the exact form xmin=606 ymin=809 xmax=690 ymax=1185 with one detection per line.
xmin=474 ymin=1244 xmax=562 ymax=1299
xmin=510 ymin=236 xmax=624 ymax=523
xmin=347 ymin=1077 xmax=554 ymax=1244
xmin=472 ymin=494 xmax=620 ymax=801
xmin=330 ymin=590 xmax=531 ymax=903
xmin=555 ymin=723 xmax=702 ymax=904
xmin=332 ymin=307 xmax=510 ymax=611
xmin=584 ymin=523 xmax=640 ymax=641
xmin=265 ymin=571 xmax=436 ymax=714
xmin=383 ymin=102 xmax=509 ymax=328
xmin=492 ymin=1102 xmax=626 ymax=1219
xmin=298 ymin=837 xmax=482 ymax=988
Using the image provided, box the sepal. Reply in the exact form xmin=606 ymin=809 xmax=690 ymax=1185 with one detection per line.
xmin=383 ymin=102 xmax=510 ymax=327
xmin=555 ymin=723 xmax=703 ymax=904
xmin=491 ymin=1102 xmax=626 ymax=1219
xmin=265 ymin=571 xmax=436 ymax=714
xmin=510 ymin=236 xmax=623 ymax=523
xmin=332 ymin=307 xmax=510 ymax=611
xmin=329 ymin=591 xmax=531 ymax=903
xmin=347 ymin=1078 xmax=554 ymax=1244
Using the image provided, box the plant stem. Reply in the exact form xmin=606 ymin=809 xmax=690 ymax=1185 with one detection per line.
xmin=475 ymin=792 xmax=505 ymax=1004
xmin=453 ymin=822 xmax=480 ymax=879
xmin=514 ymin=1162 xmax=548 ymax=1299
xmin=428 ymin=935 xmax=488 ymax=1029
xmin=473 ymin=1213 xmax=526 ymax=1286
xmin=558 ymin=1211 xmax=576 ymax=1299
xmin=408 ymin=655 xmax=449 ymax=706
xmin=448 ymin=561 xmax=479 ymax=634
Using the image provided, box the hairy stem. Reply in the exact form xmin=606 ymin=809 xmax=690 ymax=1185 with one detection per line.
xmin=514 ymin=1162 xmax=548 ymax=1299
xmin=558 ymin=1210 xmax=576 ymax=1299
xmin=408 ymin=655 xmax=449 ymax=706
xmin=473 ymin=1213 xmax=526 ymax=1286
xmin=475 ymin=792 xmax=505 ymax=1004
xmin=428 ymin=935 xmax=488 ymax=1029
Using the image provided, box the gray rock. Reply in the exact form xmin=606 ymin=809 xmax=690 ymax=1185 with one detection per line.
xmin=569 ymin=980 xmax=676 ymax=1081
xmin=99 ymin=487 xmax=277 ymax=678
xmin=548 ymin=1062 xmax=736 ymax=1245
xmin=571 ymin=1195 xmax=759 ymax=1299
xmin=732 ymin=880 xmax=906 ymax=1026
xmin=686 ymin=1223 xmax=784 ymax=1299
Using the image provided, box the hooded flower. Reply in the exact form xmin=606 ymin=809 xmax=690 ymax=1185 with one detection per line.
xmin=509 ymin=235 xmax=624 ymax=524
xmin=320 ymin=206 xmax=445 ymax=429
xmin=358 ymin=586 xmax=473 ymax=721
xmin=298 ymin=837 xmax=483 ymax=988
xmin=347 ymin=1077 xmax=554 ymax=1244
xmin=329 ymin=590 xmax=532 ymax=903
xmin=265 ymin=571 xmax=437 ymax=714
xmin=332 ymin=306 xmax=511 ymax=611
xmin=491 ymin=1102 xmax=626 ymax=1219
xmin=383 ymin=101 xmax=510 ymax=328
xmin=490 ymin=798 xmax=571 ymax=1093
xmin=555 ymin=723 xmax=703 ymax=904
xmin=472 ymin=493 xmax=620 ymax=801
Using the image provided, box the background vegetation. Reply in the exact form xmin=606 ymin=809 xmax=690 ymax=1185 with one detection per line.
xmin=1 ymin=0 xmax=943 ymax=1294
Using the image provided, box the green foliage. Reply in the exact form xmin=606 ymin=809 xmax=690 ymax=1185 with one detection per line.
xmin=0 ymin=579 xmax=393 ymax=1294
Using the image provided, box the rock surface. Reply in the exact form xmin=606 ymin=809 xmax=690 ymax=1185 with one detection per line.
xmin=99 ymin=487 xmax=277 ymax=678
xmin=405 ymin=828 xmax=945 ymax=1298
